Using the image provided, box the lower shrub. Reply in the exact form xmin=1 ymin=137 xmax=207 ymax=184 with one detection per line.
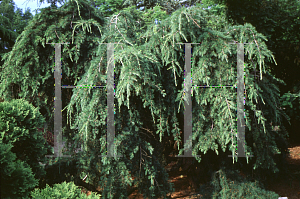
xmin=197 ymin=167 xmax=280 ymax=198
xmin=0 ymin=143 xmax=39 ymax=199
xmin=30 ymin=181 xmax=101 ymax=199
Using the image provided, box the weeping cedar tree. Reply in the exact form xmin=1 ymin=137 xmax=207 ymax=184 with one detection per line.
xmin=0 ymin=0 xmax=290 ymax=198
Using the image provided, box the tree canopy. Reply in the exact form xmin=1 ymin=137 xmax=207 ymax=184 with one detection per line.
xmin=0 ymin=0 xmax=295 ymax=197
xmin=199 ymin=0 xmax=300 ymax=143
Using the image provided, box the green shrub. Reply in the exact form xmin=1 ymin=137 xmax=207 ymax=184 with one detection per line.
xmin=280 ymin=91 xmax=300 ymax=121
xmin=41 ymin=158 xmax=80 ymax=188
xmin=0 ymin=142 xmax=39 ymax=199
xmin=0 ymin=99 xmax=51 ymax=180
xmin=30 ymin=181 xmax=101 ymax=199
xmin=198 ymin=167 xmax=280 ymax=198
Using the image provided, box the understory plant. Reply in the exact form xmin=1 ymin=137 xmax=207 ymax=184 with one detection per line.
xmin=30 ymin=181 xmax=101 ymax=199
xmin=198 ymin=167 xmax=280 ymax=198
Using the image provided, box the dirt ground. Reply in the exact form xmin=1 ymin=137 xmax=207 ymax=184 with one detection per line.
xmin=81 ymin=141 xmax=300 ymax=199
xmin=125 ymin=139 xmax=300 ymax=199
xmin=265 ymin=141 xmax=300 ymax=199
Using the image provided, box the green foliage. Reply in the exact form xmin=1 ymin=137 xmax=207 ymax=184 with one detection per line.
xmin=0 ymin=99 xmax=50 ymax=181
xmin=65 ymin=3 xmax=287 ymax=197
xmin=197 ymin=0 xmax=300 ymax=120
xmin=0 ymin=1 xmax=293 ymax=198
xmin=92 ymin=0 xmax=125 ymax=18
xmin=0 ymin=142 xmax=39 ymax=199
xmin=280 ymin=80 xmax=300 ymax=123
xmin=140 ymin=4 xmax=169 ymax=28
xmin=280 ymin=91 xmax=300 ymax=122
xmin=0 ymin=0 xmax=105 ymax=136
xmin=198 ymin=167 xmax=280 ymax=198
xmin=40 ymin=158 xmax=81 ymax=188
xmin=31 ymin=181 xmax=101 ymax=198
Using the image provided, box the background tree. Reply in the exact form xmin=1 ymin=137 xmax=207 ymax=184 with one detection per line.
xmin=87 ymin=0 xmax=126 ymax=18
xmin=121 ymin=0 xmax=203 ymax=15
xmin=87 ymin=0 xmax=204 ymax=18
xmin=0 ymin=0 xmax=33 ymax=67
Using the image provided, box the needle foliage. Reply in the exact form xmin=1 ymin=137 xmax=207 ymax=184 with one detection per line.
xmin=0 ymin=0 xmax=290 ymax=198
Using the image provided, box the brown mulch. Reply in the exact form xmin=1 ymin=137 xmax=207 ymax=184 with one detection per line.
xmin=127 ymin=163 xmax=204 ymax=199
xmin=81 ymin=141 xmax=300 ymax=199
xmin=264 ymin=141 xmax=300 ymax=199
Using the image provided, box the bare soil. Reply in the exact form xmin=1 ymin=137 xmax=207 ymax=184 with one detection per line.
xmin=265 ymin=142 xmax=300 ymax=199
xmin=81 ymin=141 xmax=300 ymax=198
